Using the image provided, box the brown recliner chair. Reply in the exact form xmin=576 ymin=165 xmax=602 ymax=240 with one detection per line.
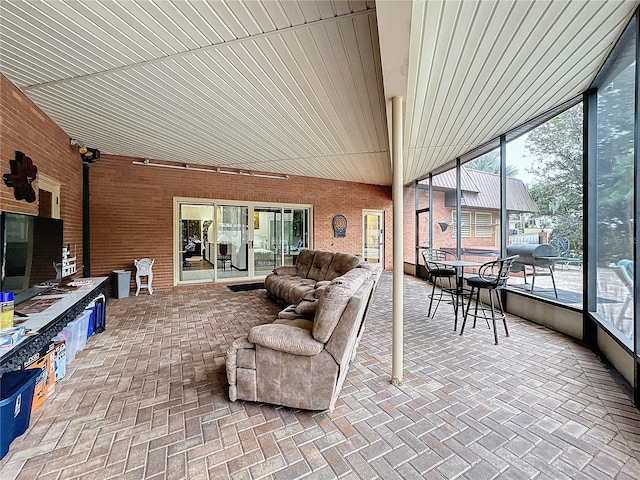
xmin=226 ymin=264 xmax=381 ymax=411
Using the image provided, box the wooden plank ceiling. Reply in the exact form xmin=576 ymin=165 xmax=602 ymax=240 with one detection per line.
xmin=0 ymin=0 xmax=637 ymax=186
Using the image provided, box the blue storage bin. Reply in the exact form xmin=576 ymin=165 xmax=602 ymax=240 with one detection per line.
xmin=1 ymin=369 xmax=40 ymax=459
xmin=85 ymin=306 xmax=95 ymax=338
xmin=85 ymin=295 xmax=106 ymax=337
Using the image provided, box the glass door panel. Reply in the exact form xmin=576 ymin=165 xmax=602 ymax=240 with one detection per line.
xmin=363 ymin=211 xmax=383 ymax=263
xmin=284 ymin=208 xmax=310 ymax=265
xmin=179 ymin=204 xmax=214 ymax=282
xmin=253 ymin=207 xmax=281 ymax=276
xmin=217 ymin=205 xmax=249 ymax=280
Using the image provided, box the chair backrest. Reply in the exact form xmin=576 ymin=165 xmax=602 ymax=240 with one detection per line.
xmin=421 ymin=248 xmax=456 ymax=273
xmin=478 ymin=255 xmax=519 ymax=288
xmin=616 ymin=259 xmax=634 ymax=290
xmin=549 ymin=238 xmax=569 ymax=256
xmin=219 ymin=243 xmax=228 ymax=256
xmin=134 ymin=258 xmax=154 ymax=275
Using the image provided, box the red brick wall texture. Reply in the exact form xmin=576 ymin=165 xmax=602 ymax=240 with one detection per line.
xmin=90 ymin=156 xmax=392 ymax=290
xmin=1 ymin=74 xmax=393 ymax=291
xmin=0 ymin=75 xmax=84 ymax=267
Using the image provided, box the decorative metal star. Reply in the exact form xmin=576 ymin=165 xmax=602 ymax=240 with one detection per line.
xmin=3 ymin=151 xmax=38 ymax=203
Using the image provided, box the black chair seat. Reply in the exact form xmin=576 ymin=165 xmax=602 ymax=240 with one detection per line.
xmin=466 ymin=276 xmax=498 ymax=289
xmin=430 ymin=268 xmax=456 ymax=278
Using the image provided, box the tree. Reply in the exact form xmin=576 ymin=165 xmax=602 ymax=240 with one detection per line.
xmin=525 ymin=104 xmax=584 ymax=253
xmin=466 ymin=151 xmax=520 ymax=177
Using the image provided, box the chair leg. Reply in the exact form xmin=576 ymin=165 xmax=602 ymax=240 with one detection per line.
xmin=448 ymin=276 xmax=457 ymax=330
xmin=531 ymin=269 xmax=536 ymax=293
xmin=427 ymin=276 xmax=437 ymax=317
xmin=550 ymin=267 xmax=558 ymax=298
xmin=496 ymin=289 xmax=509 ymax=338
xmin=460 ymin=286 xmax=474 ymax=336
xmin=473 ymin=288 xmax=482 ymax=329
xmin=617 ymin=295 xmax=632 ymax=325
xmin=489 ymin=290 xmax=498 ymax=344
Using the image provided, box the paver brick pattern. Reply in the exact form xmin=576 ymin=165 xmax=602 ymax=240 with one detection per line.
xmin=1 ymin=273 xmax=639 ymax=479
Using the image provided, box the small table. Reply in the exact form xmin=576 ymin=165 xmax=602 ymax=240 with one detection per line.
xmin=430 ymin=259 xmax=484 ymax=329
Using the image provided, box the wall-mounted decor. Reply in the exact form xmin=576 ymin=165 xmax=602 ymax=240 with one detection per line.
xmin=254 ymin=211 xmax=260 ymax=229
xmin=3 ymin=151 xmax=38 ymax=203
xmin=332 ymin=214 xmax=347 ymax=237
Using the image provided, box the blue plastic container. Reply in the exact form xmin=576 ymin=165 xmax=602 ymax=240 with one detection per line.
xmin=0 ymin=369 xmax=40 ymax=459
xmin=85 ymin=306 xmax=95 ymax=338
xmin=85 ymin=295 xmax=106 ymax=337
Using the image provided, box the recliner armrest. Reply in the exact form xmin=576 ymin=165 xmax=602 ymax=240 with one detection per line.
xmin=248 ymin=324 xmax=324 ymax=356
xmin=272 ymin=266 xmax=298 ymax=276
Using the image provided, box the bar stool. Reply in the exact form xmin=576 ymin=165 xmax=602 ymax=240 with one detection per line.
xmin=134 ymin=258 xmax=154 ymax=296
xmin=421 ymin=249 xmax=457 ymax=321
xmin=460 ymin=255 xmax=518 ymax=344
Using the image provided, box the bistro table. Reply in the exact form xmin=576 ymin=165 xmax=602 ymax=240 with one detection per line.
xmin=430 ymin=259 xmax=484 ymax=329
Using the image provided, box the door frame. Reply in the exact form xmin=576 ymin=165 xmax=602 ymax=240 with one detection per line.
xmin=174 ymin=197 xmax=313 ymax=286
xmin=362 ymin=209 xmax=384 ymax=265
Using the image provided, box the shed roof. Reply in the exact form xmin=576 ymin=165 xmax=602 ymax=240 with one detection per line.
xmin=432 ymin=168 xmax=539 ymax=213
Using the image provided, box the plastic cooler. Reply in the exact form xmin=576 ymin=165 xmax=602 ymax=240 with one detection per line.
xmin=0 ymin=369 xmax=40 ymax=459
xmin=72 ymin=311 xmax=90 ymax=353
xmin=58 ymin=318 xmax=81 ymax=365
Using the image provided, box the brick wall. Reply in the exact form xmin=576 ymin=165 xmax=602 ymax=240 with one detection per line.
xmin=0 ymin=74 xmax=84 ymax=268
xmin=405 ymin=184 xmax=501 ymax=270
xmin=89 ymin=155 xmax=392 ymax=291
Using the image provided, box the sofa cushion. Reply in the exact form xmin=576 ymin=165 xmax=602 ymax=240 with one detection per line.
xmin=273 ymin=318 xmax=314 ymax=331
xmin=295 ymin=296 xmax=319 ymax=317
xmin=326 ymin=252 xmax=362 ymax=281
xmin=312 ymin=268 xmax=369 ymax=343
xmin=272 ymin=265 xmax=298 ymax=276
xmin=249 ymin=323 xmax=324 ymax=356
xmin=295 ymin=249 xmax=315 ymax=278
xmin=307 ymin=251 xmax=335 ymax=281
xmin=279 ymin=280 xmax=316 ymax=306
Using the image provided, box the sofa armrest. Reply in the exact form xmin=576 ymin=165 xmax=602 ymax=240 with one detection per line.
xmin=273 ymin=265 xmax=298 ymax=276
xmin=248 ymin=324 xmax=324 ymax=356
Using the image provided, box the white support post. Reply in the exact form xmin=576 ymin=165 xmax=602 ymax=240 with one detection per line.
xmin=391 ymin=96 xmax=404 ymax=386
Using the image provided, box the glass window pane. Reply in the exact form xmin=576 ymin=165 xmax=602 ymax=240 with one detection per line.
xmin=180 ymin=204 xmax=215 ymax=282
xmin=462 ymin=150 xmax=502 ymax=267
xmin=405 ymin=183 xmax=419 ymax=264
xmin=595 ymin=26 xmax=636 ymax=347
xmin=505 ymin=104 xmax=583 ymax=306
xmin=284 ymin=208 xmax=309 ymax=266
xmin=431 ymin=170 xmax=457 ymax=257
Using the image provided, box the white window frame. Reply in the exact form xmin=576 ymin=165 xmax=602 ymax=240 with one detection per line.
xmin=37 ymin=173 xmax=61 ymax=218
xmin=451 ymin=211 xmax=471 ymax=237
xmin=475 ymin=212 xmax=493 ymax=237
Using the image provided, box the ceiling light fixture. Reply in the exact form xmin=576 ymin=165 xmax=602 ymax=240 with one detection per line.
xmin=132 ymin=160 xmax=289 ymax=180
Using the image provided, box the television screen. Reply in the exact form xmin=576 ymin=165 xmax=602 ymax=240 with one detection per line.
xmin=1 ymin=212 xmax=64 ymax=305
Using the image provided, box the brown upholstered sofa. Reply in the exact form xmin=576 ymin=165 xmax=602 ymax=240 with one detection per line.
xmin=226 ymin=258 xmax=382 ymax=411
xmin=263 ymin=249 xmax=363 ymax=308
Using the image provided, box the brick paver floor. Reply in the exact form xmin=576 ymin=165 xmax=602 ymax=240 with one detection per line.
xmin=1 ymin=272 xmax=639 ymax=479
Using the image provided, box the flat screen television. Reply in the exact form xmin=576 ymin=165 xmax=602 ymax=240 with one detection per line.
xmin=0 ymin=212 xmax=64 ymax=305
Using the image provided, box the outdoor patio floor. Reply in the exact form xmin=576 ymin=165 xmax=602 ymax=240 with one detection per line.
xmin=1 ymin=272 xmax=639 ymax=479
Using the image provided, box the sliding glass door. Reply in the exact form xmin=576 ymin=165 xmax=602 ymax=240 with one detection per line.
xmin=179 ymin=203 xmax=215 ymax=283
xmin=176 ymin=200 xmax=311 ymax=285
xmin=216 ymin=205 xmax=249 ymax=280
xmin=251 ymin=207 xmax=311 ymax=276
xmin=253 ymin=207 xmax=281 ymax=276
